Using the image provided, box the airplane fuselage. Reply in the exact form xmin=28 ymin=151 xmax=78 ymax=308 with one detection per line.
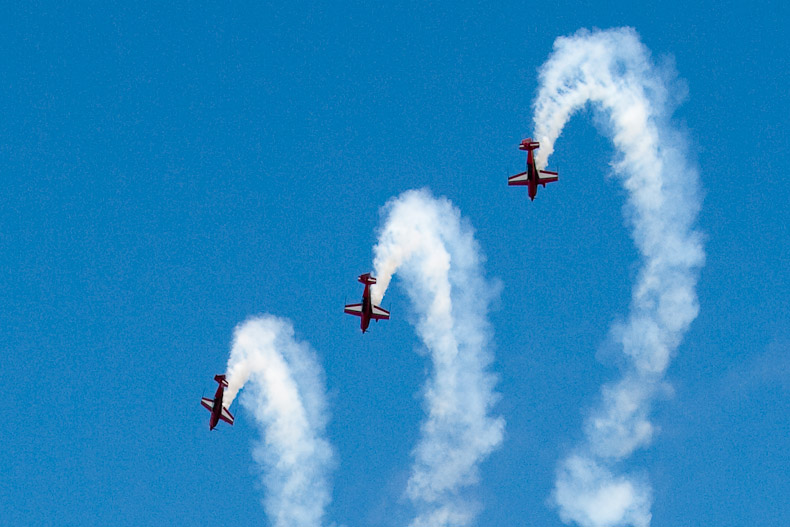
xmin=209 ymin=384 xmax=225 ymax=430
xmin=359 ymin=283 xmax=373 ymax=332
xmin=525 ymin=147 xmax=540 ymax=201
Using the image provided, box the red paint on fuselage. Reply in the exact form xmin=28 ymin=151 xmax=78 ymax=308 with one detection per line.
xmin=357 ymin=273 xmax=375 ymax=333
xmin=519 ymin=139 xmax=546 ymax=201
xmin=209 ymin=374 xmax=227 ymax=430
xmin=519 ymin=139 xmax=542 ymax=201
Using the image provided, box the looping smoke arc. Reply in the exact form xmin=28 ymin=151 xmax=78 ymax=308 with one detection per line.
xmin=372 ymin=189 xmax=505 ymax=527
xmin=224 ymin=315 xmax=334 ymax=527
xmin=533 ymin=28 xmax=704 ymax=527
xmin=216 ymin=191 xmax=501 ymax=527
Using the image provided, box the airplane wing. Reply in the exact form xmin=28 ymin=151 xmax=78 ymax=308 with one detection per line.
xmin=538 ymin=170 xmax=558 ymax=184
xmin=220 ymin=406 xmax=235 ymax=425
xmin=371 ymin=304 xmax=390 ymax=320
xmin=344 ymin=303 xmax=363 ymax=317
xmin=201 ymin=397 xmax=214 ymax=412
xmin=508 ymin=171 xmax=529 ymax=186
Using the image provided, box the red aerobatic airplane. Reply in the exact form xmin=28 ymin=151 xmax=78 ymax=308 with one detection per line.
xmin=508 ymin=138 xmax=559 ymax=201
xmin=344 ymin=273 xmax=390 ymax=333
xmin=201 ymin=374 xmax=235 ymax=430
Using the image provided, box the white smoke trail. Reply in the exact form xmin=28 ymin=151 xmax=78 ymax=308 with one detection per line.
xmin=371 ymin=189 xmax=505 ymax=527
xmin=224 ymin=315 xmax=334 ymax=527
xmin=533 ymin=28 xmax=704 ymax=527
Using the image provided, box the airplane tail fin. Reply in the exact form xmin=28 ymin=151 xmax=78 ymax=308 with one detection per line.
xmin=519 ymin=138 xmax=540 ymax=151
xmin=358 ymin=273 xmax=377 ymax=285
xmin=214 ymin=374 xmax=229 ymax=387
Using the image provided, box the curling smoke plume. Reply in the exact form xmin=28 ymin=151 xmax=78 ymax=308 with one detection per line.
xmin=533 ymin=28 xmax=704 ymax=527
xmin=224 ymin=315 xmax=334 ymax=527
xmin=371 ymin=189 xmax=505 ymax=527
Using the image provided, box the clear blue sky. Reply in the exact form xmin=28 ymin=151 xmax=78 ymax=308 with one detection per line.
xmin=1 ymin=2 xmax=787 ymax=526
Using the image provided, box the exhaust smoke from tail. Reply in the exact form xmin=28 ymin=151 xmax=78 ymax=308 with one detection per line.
xmin=372 ymin=189 xmax=505 ymax=527
xmin=224 ymin=315 xmax=334 ymax=527
xmin=532 ymin=28 xmax=704 ymax=527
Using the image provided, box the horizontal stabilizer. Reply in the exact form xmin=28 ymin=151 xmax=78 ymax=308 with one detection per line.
xmin=344 ymin=303 xmax=363 ymax=316
xmin=519 ymin=139 xmax=540 ymax=150
xmin=220 ymin=406 xmax=234 ymax=425
xmin=358 ymin=273 xmax=377 ymax=284
xmin=508 ymin=172 xmax=529 ymax=185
